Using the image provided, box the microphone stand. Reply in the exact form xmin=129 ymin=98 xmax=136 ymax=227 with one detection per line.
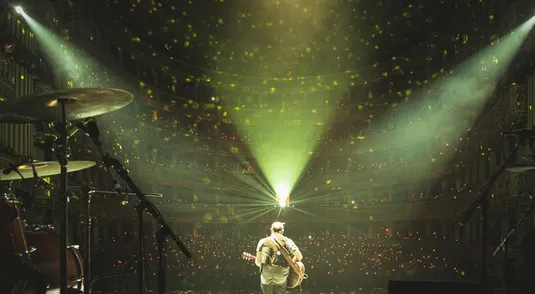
xmin=78 ymin=119 xmax=192 ymax=294
xmin=156 ymin=228 xmax=167 ymax=294
xmin=458 ymin=141 xmax=522 ymax=294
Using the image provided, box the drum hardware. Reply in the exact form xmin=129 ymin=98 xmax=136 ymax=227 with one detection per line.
xmin=77 ymin=118 xmax=192 ymax=294
xmin=86 ymin=189 xmax=163 ymax=198
xmin=33 ymin=131 xmax=57 ymax=152
xmin=70 ymin=184 xmax=164 ymax=293
xmin=15 ymin=189 xmax=34 ymax=210
xmin=27 ymin=224 xmax=55 ymax=231
xmin=32 ymin=164 xmax=56 ymax=191
xmin=0 ymin=87 xmax=134 ymax=294
xmin=1 ymin=178 xmax=34 ymax=211
xmin=34 ymin=198 xmax=54 ymax=206
xmin=67 ymin=184 xmax=94 ymax=294
xmin=1 ymin=160 xmax=91 ymax=293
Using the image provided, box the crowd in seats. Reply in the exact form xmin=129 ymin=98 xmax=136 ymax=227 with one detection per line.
xmin=92 ymin=230 xmax=470 ymax=293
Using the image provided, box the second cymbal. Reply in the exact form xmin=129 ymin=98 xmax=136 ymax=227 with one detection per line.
xmin=0 ymin=161 xmax=96 ymax=181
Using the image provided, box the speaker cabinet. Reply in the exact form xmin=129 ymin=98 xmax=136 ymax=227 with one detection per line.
xmin=388 ymin=280 xmax=483 ymax=294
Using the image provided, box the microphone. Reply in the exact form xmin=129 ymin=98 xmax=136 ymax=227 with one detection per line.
xmin=3 ymin=163 xmax=19 ymax=175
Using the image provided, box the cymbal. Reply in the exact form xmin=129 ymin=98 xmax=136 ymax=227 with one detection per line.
xmin=0 ymin=88 xmax=133 ymax=123
xmin=0 ymin=161 xmax=96 ymax=181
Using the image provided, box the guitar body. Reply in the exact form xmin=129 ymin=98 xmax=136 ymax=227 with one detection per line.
xmin=241 ymin=252 xmax=308 ymax=288
xmin=286 ymin=261 xmax=306 ymax=288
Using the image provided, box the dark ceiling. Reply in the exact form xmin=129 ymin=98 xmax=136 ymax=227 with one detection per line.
xmin=107 ymin=0 xmax=475 ymax=79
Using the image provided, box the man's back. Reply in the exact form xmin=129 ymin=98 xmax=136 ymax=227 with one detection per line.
xmin=256 ymin=222 xmax=303 ymax=294
xmin=257 ymin=234 xmax=296 ymax=285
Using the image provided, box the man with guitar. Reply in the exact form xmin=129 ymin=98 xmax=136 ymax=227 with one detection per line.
xmin=254 ymin=222 xmax=303 ymax=294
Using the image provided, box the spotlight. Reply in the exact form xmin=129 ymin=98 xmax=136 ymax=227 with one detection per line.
xmin=14 ymin=6 xmax=24 ymax=14
xmin=276 ymin=194 xmax=289 ymax=208
xmin=274 ymin=183 xmax=291 ymax=208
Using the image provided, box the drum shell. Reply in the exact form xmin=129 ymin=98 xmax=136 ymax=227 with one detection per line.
xmin=25 ymin=227 xmax=84 ymax=290
xmin=0 ymin=198 xmax=28 ymax=259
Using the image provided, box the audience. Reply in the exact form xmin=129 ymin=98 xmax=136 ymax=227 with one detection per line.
xmin=92 ymin=230 xmax=470 ymax=293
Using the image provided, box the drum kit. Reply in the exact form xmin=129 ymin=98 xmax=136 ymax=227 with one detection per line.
xmin=0 ymin=88 xmax=190 ymax=294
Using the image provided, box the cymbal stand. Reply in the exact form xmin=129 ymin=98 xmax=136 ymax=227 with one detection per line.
xmin=54 ymin=98 xmax=71 ymax=294
xmin=77 ymin=119 xmax=192 ymax=294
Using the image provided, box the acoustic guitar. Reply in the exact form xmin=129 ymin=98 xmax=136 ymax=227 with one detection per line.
xmin=241 ymin=252 xmax=308 ymax=288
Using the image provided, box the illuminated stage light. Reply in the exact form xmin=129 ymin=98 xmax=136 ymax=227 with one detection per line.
xmin=14 ymin=6 xmax=24 ymax=14
xmin=276 ymin=194 xmax=289 ymax=207
xmin=274 ymin=183 xmax=291 ymax=208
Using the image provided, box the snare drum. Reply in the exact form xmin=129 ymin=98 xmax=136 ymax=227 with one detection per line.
xmin=25 ymin=226 xmax=84 ymax=292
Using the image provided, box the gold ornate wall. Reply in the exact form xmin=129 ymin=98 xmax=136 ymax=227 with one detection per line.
xmin=0 ymin=4 xmax=48 ymax=161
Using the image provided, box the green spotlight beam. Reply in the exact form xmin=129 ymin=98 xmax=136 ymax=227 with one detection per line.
xmin=220 ymin=151 xmax=276 ymax=194
xmin=240 ymin=206 xmax=278 ymax=223
xmin=228 ymin=98 xmax=338 ymax=205
xmin=215 ymin=1 xmax=351 ymax=205
xmin=18 ymin=13 xmax=100 ymax=87
xmin=368 ymin=16 xmax=535 ymax=183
